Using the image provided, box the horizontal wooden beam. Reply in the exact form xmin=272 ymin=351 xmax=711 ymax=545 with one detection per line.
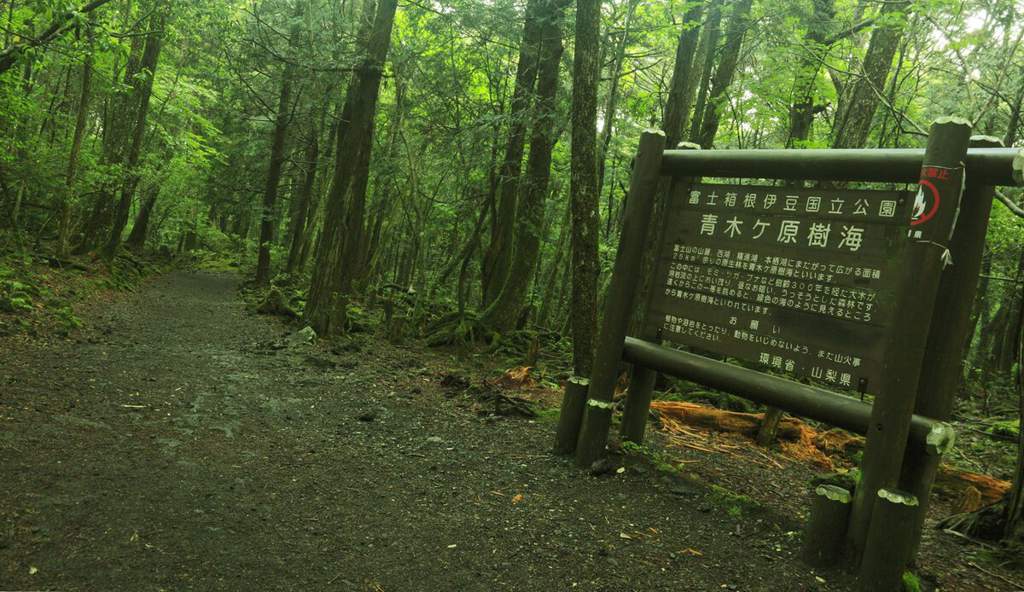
xmin=621 ymin=337 xmax=951 ymax=450
xmin=660 ymin=147 xmax=1023 ymax=186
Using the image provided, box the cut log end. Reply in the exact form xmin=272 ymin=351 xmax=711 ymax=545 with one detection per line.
xmin=925 ymin=422 xmax=956 ymax=456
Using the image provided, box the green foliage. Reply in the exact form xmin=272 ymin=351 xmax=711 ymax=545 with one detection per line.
xmin=0 ymin=277 xmax=37 ymax=313
xmin=707 ymin=483 xmax=760 ymax=517
xmin=901 ymin=570 xmax=922 ymax=592
xmin=990 ymin=419 xmax=1020 ymax=439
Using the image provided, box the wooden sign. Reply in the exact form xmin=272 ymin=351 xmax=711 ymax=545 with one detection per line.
xmin=646 ymin=182 xmax=914 ymax=393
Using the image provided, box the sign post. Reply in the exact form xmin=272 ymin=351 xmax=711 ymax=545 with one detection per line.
xmin=557 ymin=125 xmax=1024 ymax=590
xmin=846 ymin=117 xmax=972 ymax=561
xmin=574 ymin=130 xmax=666 ymax=468
xmin=897 ymin=135 xmax=1004 ymax=558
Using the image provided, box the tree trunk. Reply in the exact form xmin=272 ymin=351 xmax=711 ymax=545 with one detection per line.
xmin=59 ymin=23 xmax=94 ymax=258
xmin=688 ymin=0 xmax=723 ymax=143
xmin=125 ymin=184 xmax=159 ymax=251
xmin=568 ymin=0 xmax=602 ymax=376
xmin=480 ymin=0 xmax=566 ymax=333
xmin=786 ymin=0 xmax=835 ymax=147
xmin=286 ymin=124 xmax=320 ymax=274
xmin=696 ymin=0 xmax=753 ymax=149
xmin=76 ymin=32 xmax=145 ymax=253
xmin=481 ymin=0 xmax=543 ymax=307
xmin=981 ymin=249 xmax=1024 ymax=376
xmin=102 ymin=11 xmax=165 ymax=260
xmin=1005 ymin=78 xmax=1024 ymax=147
xmin=661 ymin=0 xmax=704 ymax=149
xmin=537 ymin=199 xmax=571 ymax=329
xmin=1007 ymin=284 xmax=1024 ymax=538
xmin=596 ymin=0 xmax=640 ymax=191
xmin=966 ymin=248 xmax=992 ymax=370
xmin=830 ymin=1 xmax=910 ymax=149
xmin=255 ymin=4 xmax=304 ymax=285
xmin=305 ymin=0 xmax=398 ymax=336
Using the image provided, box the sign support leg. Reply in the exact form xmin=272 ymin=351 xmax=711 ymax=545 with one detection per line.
xmin=846 ymin=117 xmax=973 ymax=560
xmin=898 ymin=135 xmax=1003 ymax=560
xmin=620 ymin=365 xmax=656 ymax=444
xmin=575 ymin=130 xmax=666 ymax=468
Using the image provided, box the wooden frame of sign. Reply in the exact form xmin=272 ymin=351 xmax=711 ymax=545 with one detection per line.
xmin=555 ymin=120 xmax=1024 ymax=589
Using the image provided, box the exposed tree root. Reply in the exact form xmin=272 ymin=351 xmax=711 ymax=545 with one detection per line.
xmin=256 ymin=287 xmax=298 ymax=319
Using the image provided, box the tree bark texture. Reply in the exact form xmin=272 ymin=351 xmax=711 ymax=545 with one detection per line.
xmin=103 ymin=11 xmax=166 ymax=260
xmin=305 ymin=0 xmax=398 ymax=336
xmin=696 ymin=0 xmax=753 ymax=149
xmin=481 ymin=0 xmax=543 ymax=308
xmin=569 ymin=0 xmax=602 ymax=376
xmin=59 ymin=23 xmax=94 ymax=257
xmin=830 ymin=1 xmax=910 ymax=149
xmin=255 ymin=4 xmax=304 ymax=285
xmin=480 ymin=0 xmax=567 ymax=332
xmin=286 ymin=123 xmax=321 ymax=274
xmin=661 ymin=0 xmax=704 ymax=149
xmin=688 ymin=0 xmax=722 ymax=143
xmin=787 ymin=0 xmax=835 ymax=147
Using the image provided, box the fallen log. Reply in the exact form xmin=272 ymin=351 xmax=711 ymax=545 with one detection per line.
xmin=650 ymin=399 xmax=1011 ymax=507
xmin=651 ymin=400 xmax=806 ymax=440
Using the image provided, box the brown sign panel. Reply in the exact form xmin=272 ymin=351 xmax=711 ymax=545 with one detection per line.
xmin=646 ymin=182 xmax=914 ymax=393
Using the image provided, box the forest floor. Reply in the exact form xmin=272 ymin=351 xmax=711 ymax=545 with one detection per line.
xmin=0 ymin=270 xmax=1021 ymax=591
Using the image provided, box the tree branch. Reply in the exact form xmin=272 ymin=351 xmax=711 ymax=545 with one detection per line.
xmin=823 ymin=18 xmax=876 ymax=46
xmin=996 ymin=189 xmax=1024 ymax=219
xmin=0 ymin=0 xmax=116 ymax=76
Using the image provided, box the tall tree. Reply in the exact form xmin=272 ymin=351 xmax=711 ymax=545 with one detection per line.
xmin=481 ymin=0 xmax=543 ymax=307
xmin=688 ymin=0 xmax=722 ymax=143
xmin=661 ymin=0 xmax=705 ymax=149
xmin=786 ymin=0 xmax=835 ymax=146
xmin=480 ymin=0 xmax=567 ymax=332
xmin=596 ymin=0 xmax=639 ymax=191
xmin=58 ymin=20 xmax=95 ymax=257
xmin=103 ymin=10 xmax=167 ymax=259
xmin=254 ymin=2 xmax=305 ymax=285
xmin=569 ymin=0 xmax=601 ymax=375
xmin=305 ymin=0 xmax=399 ymax=336
xmin=830 ymin=1 xmax=910 ymax=148
xmin=285 ymin=118 xmax=322 ymax=274
xmin=695 ymin=0 xmax=752 ymax=149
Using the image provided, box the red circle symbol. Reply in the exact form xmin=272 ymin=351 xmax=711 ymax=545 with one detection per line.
xmin=911 ymin=179 xmax=941 ymax=227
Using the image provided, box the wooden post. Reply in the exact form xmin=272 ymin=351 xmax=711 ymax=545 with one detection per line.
xmin=802 ymin=484 xmax=852 ymax=568
xmin=859 ymin=489 xmax=919 ymax=592
xmin=553 ymin=376 xmax=589 ymax=455
xmin=620 ymin=365 xmax=656 ymax=443
xmin=756 ymin=407 xmax=785 ymax=447
xmin=898 ymin=136 xmax=1004 ymax=560
xmin=846 ymin=117 xmax=972 ymax=558
xmin=620 ymin=142 xmax=699 ymax=445
xmin=575 ymin=130 xmax=666 ymax=468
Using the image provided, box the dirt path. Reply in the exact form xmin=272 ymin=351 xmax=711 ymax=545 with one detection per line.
xmin=0 ymin=271 xmax=857 ymax=591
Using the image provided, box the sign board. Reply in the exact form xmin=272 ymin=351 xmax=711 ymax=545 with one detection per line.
xmin=646 ymin=182 xmax=914 ymax=392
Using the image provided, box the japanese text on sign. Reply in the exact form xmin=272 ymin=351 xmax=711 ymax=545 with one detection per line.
xmin=647 ymin=183 xmax=913 ymax=391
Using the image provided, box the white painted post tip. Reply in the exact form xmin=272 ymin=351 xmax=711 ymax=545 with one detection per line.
xmin=968 ymin=134 xmax=1002 ymax=145
xmin=815 ymin=484 xmax=852 ymax=504
xmin=925 ymin=422 xmax=956 ymax=456
xmin=932 ymin=115 xmax=972 ymax=127
xmin=877 ymin=489 xmax=919 ymax=506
